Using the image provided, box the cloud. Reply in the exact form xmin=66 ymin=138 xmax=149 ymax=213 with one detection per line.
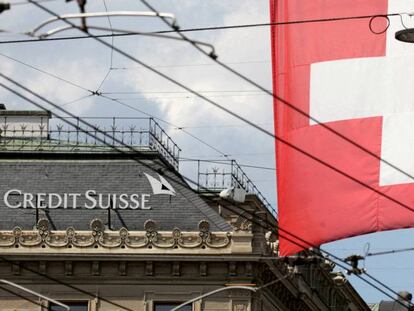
xmin=116 ymin=0 xmax=274 ymax=155
xmin=111 ymin=0 xmax=276 ymax=204
xmin=0 ymin=0 xmax=277 ymax=205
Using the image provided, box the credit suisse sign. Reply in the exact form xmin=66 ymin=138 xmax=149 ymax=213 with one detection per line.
xmin=2 ymin=173 xmax=176 ymax=210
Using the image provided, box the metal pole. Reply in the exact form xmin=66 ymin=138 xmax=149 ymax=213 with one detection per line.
xmin=170 ymin=286 xmax=257 ymax=311
xmin=197 ymin=160 xmax=200 ymax=191
xmin=170 ymin=275 xmax=289 ymax=311
xmin=0 ymin=279 xmax=70 ymax=311
xmin=76 ymin=117 xmax=80 ymax=145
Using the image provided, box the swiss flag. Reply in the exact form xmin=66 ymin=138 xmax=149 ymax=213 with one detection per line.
xmin=271 ymin=0 xmax=414 ymax=255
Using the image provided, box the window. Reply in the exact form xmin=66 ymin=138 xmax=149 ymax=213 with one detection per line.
xmin=154 ymin=302 xmax=192 ymax=311
xmin=49 ymin=302 xmax=88 ymax=311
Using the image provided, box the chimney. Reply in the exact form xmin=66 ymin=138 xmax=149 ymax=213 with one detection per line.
xmin=0 ymin=107 xmax=51 ymax=139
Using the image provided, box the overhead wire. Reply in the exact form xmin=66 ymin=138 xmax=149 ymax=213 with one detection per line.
xmin=95 ymin=0 xmax=114 ymax=91
xmin=216 ymin=200 xmax=408 ymax=308
xmin=217 ymin=198 xmax=405 ymax=304
xmin=137 ymin=0 xmax=414 ymax=186
xmin=27 ymin=0 xmax=281 ymax=143
xmin=0 ymin=34 xmax=235 ymax=158
xmin=178 ymin=158 xmax=276 ymax=171
xmin=139 ymin=5 xmax=414 ymax=294
xmin=0 ymin=0 xmax=384 ymax=308
xmin=92 ymin=10 xmax=414 ymax=310
xmin=137 ymin=1 xmax=414 ymax=301
xmin=0 ymin=52 xmax=93 ymax=93
xmin=168 ymin=122 xmax=273 ymax=129
xmin=111 ymin=59 xmax=270 ymax=69
xmin=0 ymin=77 xmax=408 ymax=309
xmin=184 ymin=152 xmax=275 ymax=158
xmin=367 ymin=247 xmax=414 ymax=257
xmin=0 ymin=12 xmax=404 ymax=45
xmin=0 ymin=51 xmax=270 ymax=103
xmin=0 ymin=257 xmax=134 ymax=311
xmin=0 ymin=50 xmax=269 ymax=105
xmin=99 ymin=94 xmax=230 ymax=158
xmin=38 ymin=0 xmax=414 ymax=222
xmin=101 ymin=90 xmax=269 ymax=95
xmin=0 ymin=51 xmax=231 ymax=158
xmin=0 ymin=284 xmax=43 ymax=308
xmin=50 ymin=93 xmax=94 ymax=111
xmin=0 ymin=65 xmax=407 ymax=309
xmin=103 ymin=0 xmax=114 ymax=69
xmin=135 ymin=2 xmax=414 ymax=298
xmin=9 ymin=0 xmax=57 ymax=5
xmin=25 ymin=0 xmax=414 ymax=224
xmin=100 ymin=100 xmax=414 ymax=308
xmin=0 ymin=73 xmax=238 ymax=224
xmin=110 ymin=94 xmax=268 ymax=100
xmin=0 ymin=78 xmax=167 ymax=311
xmin=176 ymin=129 xmax=229 ymax=158
xmin=6 ymin=1 xmax=413 ymax=304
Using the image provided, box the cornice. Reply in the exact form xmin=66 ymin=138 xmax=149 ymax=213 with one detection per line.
xmin=0 ymin=218 xmax=253 ymax=255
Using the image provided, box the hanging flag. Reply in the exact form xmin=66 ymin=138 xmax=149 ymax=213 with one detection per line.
xmin=271 ymin=0 xmax=414 ymax=255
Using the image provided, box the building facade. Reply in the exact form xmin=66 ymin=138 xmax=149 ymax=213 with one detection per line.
xmin=0 ymin=108 xmax=370 ymax=311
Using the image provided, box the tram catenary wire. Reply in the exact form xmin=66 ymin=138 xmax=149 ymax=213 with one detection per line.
xmin=3 ymin=1 xmax=412 ymax=305
xmin=0 ymin=73 xmax=409 ymax=309
xmin=29 ymin=0 xmax=414 ymax=191
xmin=14 ymin=0 xmax=414 ymax=288
xmin=0 ymin=53 xmax=231 ymax=159
xmin=0 ymin=12 xmax=402 ymax=44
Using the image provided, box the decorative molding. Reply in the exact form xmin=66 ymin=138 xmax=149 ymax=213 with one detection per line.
xmin=234 ymin=216 xmax=252 ymax=232
xmin=11 ymin=261 xmax=20 ymax=275
xmin=228 ymin=262 xmax=237 ymax=276
xmin=0 ymin=219 xmax=232 ymax=251
xmin=245 ymin=262 xmax=253 ymax=277
xmin=118 ymin=261 xmax=127 ymax=276
xmin=39 ymin=261 xmax=46 ymax=274
xmin=65 ymin=261 xmax=73 ymax=276
xmin=145 ymin=261 xmax=153 ymax=276
xmin=199 ymin=262 xmax=207 ymax=277
xmin=92 ymin=261 xmax=100 ymax=276
xmin=172 ymin=261 xmax=180 ymax=277
xmin=231 ymin=210 xmax=254 ymax=232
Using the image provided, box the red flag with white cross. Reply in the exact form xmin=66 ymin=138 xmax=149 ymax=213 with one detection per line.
xmin=270 ymin=0 xmax=414 ymax=255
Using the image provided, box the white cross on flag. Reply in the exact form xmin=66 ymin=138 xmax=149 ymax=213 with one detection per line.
xmin=271 ymin=0 xmax=414 ymax=255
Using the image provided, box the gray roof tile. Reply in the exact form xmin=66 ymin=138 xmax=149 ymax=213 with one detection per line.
xmin=0 ymin=158 xmax=231 ymax=232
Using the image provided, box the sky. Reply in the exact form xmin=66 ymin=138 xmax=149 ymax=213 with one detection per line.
xmin=1 ymin=0 xmax=414 ymax=305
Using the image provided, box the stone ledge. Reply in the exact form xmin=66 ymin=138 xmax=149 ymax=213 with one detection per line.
xmin=0 ymin=218 xmax=253 ymax=255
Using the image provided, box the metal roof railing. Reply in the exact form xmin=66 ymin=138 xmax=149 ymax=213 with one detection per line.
xmin=0 ymin=117 xmax=181 ymax=170
xmin=196 ymin=159 xmax=278 ymax=218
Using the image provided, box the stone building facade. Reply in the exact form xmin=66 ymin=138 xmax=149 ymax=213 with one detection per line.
xmin=0 ymin=108 xmax=370 ymax=311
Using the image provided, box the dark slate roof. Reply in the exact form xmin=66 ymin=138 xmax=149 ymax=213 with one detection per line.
xmin=0 ymin=156 xmax=231 ymax=232
xmin=0 ymin=110 xmax=51 ymax=117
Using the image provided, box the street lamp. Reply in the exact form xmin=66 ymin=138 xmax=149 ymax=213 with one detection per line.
xmin=395 ymin=13 xmax=414 ymax=43
xmin=395 ymin=28 xmax=414 ymax=43
xmin=25 ymin=11 xmax=217 ymax=58
xmin=170 ymin=275 xmax=289 ymax=311
xmin=28 ymin=11 xmax=177 ymax=37
xmin=170 ymin=286 xmax=257 ymax=311
xmin=0 ymin=2 xmax=10 ymax=14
